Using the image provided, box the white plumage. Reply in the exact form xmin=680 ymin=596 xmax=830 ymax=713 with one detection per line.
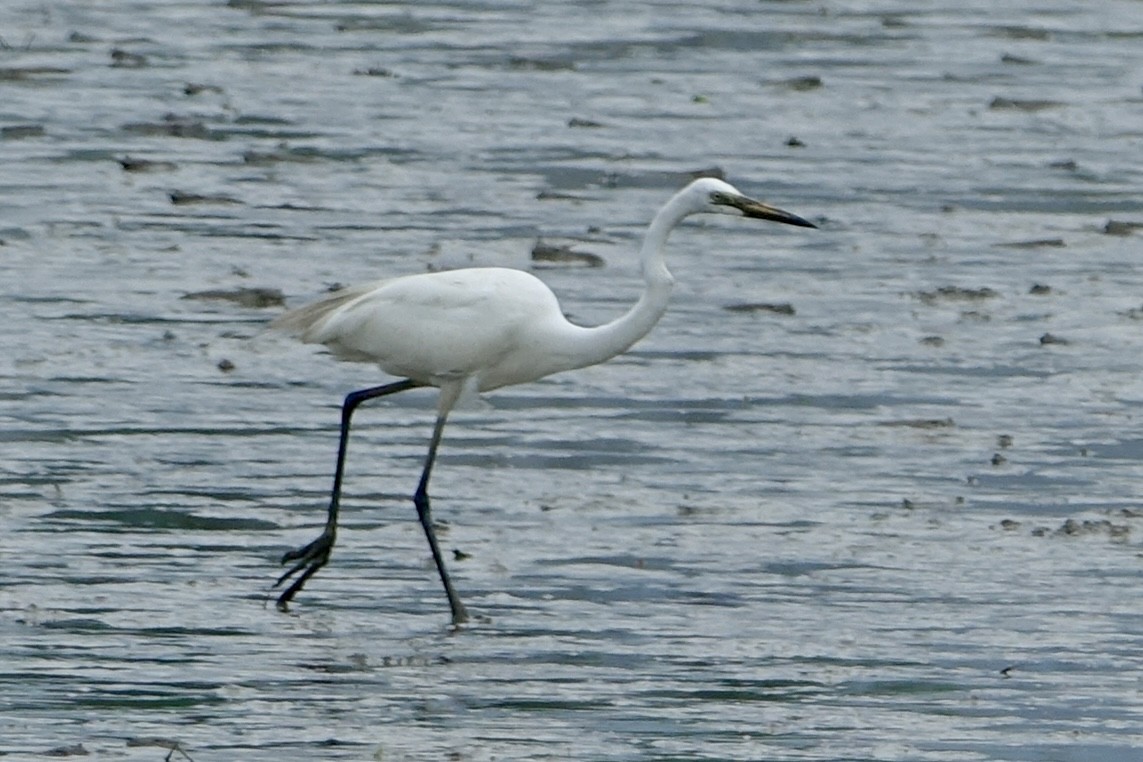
xmin=271 ymin=177 xmax=816 ymax=624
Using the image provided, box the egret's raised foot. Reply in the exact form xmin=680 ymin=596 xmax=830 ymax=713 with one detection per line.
xmin=274 ymin=529 xmax=335 ymax=611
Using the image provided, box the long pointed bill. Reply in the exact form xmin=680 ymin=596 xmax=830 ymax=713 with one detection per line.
xmin=716 ymin=192 xmax=817 ymax=228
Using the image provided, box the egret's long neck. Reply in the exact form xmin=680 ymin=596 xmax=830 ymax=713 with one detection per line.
xmin=564 ymin=193 xmax=689 ymax=369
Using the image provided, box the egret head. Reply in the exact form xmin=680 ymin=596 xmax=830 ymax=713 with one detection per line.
xmin=692 ymin=177 xmax=817 ymax=229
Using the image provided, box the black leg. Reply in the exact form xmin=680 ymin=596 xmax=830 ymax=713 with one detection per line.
xmin=274 ymin=378 xmax=421 ymax=611
xmin=414 ymin=410 xmax=470 ymax=625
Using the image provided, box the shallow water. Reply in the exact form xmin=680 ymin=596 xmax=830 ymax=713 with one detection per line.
xmin=2 ymin=0 xmax=1143 ymax=759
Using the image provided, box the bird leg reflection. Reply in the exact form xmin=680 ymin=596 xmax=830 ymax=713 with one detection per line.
xmin=274 ymin=378 xmax=421 ymax=610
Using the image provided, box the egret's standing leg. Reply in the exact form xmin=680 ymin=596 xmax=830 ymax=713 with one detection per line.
xmin=414 ymin=406 xmax=469 ymax=625
xmin=275 ymin=378 xmax=421 ymax=610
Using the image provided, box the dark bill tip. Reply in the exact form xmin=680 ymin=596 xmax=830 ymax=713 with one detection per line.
xmin=737 ymin=198 xmax=817 ymax=228
xmin=711 ymin=190 xmax=817 ymax=228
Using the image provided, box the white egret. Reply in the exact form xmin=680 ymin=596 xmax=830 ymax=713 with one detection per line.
xmin=272 ymin=177 xmax=816 ymax=624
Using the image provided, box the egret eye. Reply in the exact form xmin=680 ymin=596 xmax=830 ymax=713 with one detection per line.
xmin=709 ymin=190 xmax=734 ymax=206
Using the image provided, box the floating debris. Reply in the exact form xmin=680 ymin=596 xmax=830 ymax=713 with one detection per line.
xmin=110 ymin=48 xmax=147 ymax=68
xmin=508 ymin=56 xmax=575 ymax=71
xmin=989 ymin=96 xmax=1062 ymax=112
xmin=531 ymin=240 xmax=605 ymax=268
xmin=781 ymin=75 xmax=823 ymax=91
xmin=723 ymin=302 xmax=796 ymax=316
xmin=536 ymin=189 xmax=587 ymax=201
xmin=1034 ymin=518 xmax=1130 ymax=540
xmin=1000 ymin=53 xmax=1037 ymax=65
xmin=119 ymin=156 xmax=177 ymax=172
xmin=916 ymin=286 xmax=999 ymax=304
xmin=169 ymin=190 xmax=242 ymax=205
xmin=242 ymin=144 xmax=321 ymax=165
xmin=1 ymin=124 xmax=45 ymax=139
xmin=1001 ymin=513 xmax=1135 ymax=541
xmin=1103 ymin=219 xmax=1143 ymax=236
xmin=181 ymin=287 xmax=285 ymax=308
xmin=0 ymin=66 xmax=70 ymax=81
xmin=880 ymin=417 xmax=955 ymax=429
xmin=352 ymin=67 xmax=397 ymax=78
xmin=1039 ymin=332 xmax=1068 ymax=346
xmin=993 ymin=26 xmax=1051 ymax=41
xmin=122 ymin=115 xmax=212 ymax=139
xmin=184 ymin=82 xmax=223 ymax=95
xmin=995 ymin=238 xmax=1065 ymax=249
